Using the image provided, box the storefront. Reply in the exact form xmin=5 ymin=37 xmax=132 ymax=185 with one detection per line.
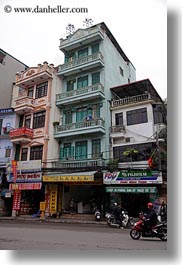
xmin=103 ymin=170 xmax=162 ymax=216
xmin=7 ymin=160 xmax=44 ymax=216
xmin=42 ymin=171 xmax=104 ymax=216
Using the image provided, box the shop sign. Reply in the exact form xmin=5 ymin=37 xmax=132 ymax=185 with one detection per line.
xmin=49 ymin=189 xmax=57 ymax=213
xmin=40 ymin=202 xmax=46 ymax=211
xmin=43 ymin=175 xmax=94 ymax=182
xmin=103 ymin=170 xmax=162 ymax=184
xmin=12 ymin=190 xmax=21 ymax=210
xmin=9 ymin=182 xmax=42 ymax=190
xmin=6 ymin=160 xmax=41 ymax=175
xmin=12 ymin=160 xmax=17 ymax=183
xmin=7 ymin=173 xmax=42 ymax=183
xmin=105 ymin=186 xmax=158 ymax=193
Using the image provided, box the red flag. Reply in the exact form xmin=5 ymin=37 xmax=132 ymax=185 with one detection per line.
xmin=148 ymin=157 xmax=153 ymax=168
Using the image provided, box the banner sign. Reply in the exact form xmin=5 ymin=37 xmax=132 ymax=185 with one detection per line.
xmin=43 ymin=175 xmax=94 ymax=182
xmin=103 ymin=170 xmax=162 ymax=184
xmin=105 ymin=186 xmax=158 ymax=193
xmin=7 ymin=173 xmax=42 ymax=183
xmin=6 ymin=160 xmax=41 ymax=175
xmin=12 ymin=190 xmax=21 ymax=210
xmin=9 ymin=183 xmax=42 ymax=190
xmin=12 ymin=160 xmax=17 ymax=183
xmin=49 ymin=189 xmax=57 ymax=213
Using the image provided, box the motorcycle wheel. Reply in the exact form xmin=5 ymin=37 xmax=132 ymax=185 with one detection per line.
xmin=128 ymin=219 xmax=135 ymax=229
xmin=107 ymin=219 xmax=112 ymax=227
xmin=130 ymin=229 xmax=141 ymax=240
xmin=159 ymin=227 xmax=167 ymax=241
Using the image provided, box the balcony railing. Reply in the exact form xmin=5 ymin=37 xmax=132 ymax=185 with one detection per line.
xmin=58 ymin=52 xmax=104 ymax=73
xmin=111 ymin=93 xmax=150 ymax=108
xmin=54 ymin=118 xmax=105 ymax=133
xmin=110 ymin=126 xmax=125 ymax=133
xmin=9 ymin=127 xmax=33 ymax=142
xmin=56 ymin=83 xmax=104 ymax=102
xmin=52 ymin=158 xmax=105 ymax=169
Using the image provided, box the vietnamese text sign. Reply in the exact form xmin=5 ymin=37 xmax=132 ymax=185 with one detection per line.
xmin=43 ymin=175 xmax=94 ymax=182
xmin=105 ymin=186 xmax=157 ymax=193
xmin=9 ymin=183 xmax=42 ymax=190
xmin=103 ymin=170 xmax=162 ymax=184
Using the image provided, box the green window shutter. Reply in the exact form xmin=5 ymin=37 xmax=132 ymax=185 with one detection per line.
xmin=78 ymin=48 xmax=88 ymax=58
xmin=70 ymin=146 xmax=74 ymax=157
xmin=77 ymin=76 xmax=88 ymax=89
xmin=92 ymin=72 xmax=100 ymax=85
xmin=92 ymin=43 xmax=99 ymax=54
xmin=60 ymin=147 xmax=64 ymax=159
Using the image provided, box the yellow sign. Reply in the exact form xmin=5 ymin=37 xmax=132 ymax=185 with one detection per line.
xmin=43 ymin=175 xmax=94 ymax=182
xmin=40 ymin=202 xmax=46 ymax=211
xmin=49 ymin=189 xmax=57 ymax=213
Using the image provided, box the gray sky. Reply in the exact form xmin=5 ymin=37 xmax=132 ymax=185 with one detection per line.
xmin=0 ymin=0 xmax=167 ymax=99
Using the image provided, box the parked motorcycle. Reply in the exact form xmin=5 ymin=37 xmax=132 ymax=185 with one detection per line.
xmin=130 ymin=212 xmax=167 ymax=241
xmin=94 ymin=207 xmax=102 ymax=221
xmin=105 ymin=210 xmax=134 ymax=228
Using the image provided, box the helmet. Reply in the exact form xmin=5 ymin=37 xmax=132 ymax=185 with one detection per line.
xmin=147 ymin=202 xmax=153 ymax=207
xmin=113 ymin=202 xmax=118 ymax=206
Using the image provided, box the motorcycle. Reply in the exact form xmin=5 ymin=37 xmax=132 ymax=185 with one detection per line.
xmin=93 ymin=207 xmax=101 ymax=222
xmin=105 ymin=210 xmax=134 ymax=228
xmin=130 ymin=212 xmax=167 ymax=241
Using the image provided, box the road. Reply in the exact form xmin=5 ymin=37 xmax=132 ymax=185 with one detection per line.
xmin=0 ymin=220 xmax=167 ymax=251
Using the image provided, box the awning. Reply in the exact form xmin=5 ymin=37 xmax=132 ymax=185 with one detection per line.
xmin=43 ymin=171 xmax=97 ymax=182
xmin=105 ymin=186 xmax=158 ymax=193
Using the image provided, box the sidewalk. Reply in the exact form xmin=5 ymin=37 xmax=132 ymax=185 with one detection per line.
xmin=0 ymin=214 xmax=107 ymax=225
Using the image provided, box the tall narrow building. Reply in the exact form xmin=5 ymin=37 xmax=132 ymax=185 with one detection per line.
xmin=43 ymin=22 xmax=136 ymax=215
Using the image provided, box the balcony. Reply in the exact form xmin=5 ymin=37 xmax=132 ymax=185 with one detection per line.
xmin=54 ymin=118 xmax=105 ymax=138
xmin=57 ymin=52 xmax=104 ymax=77
xmin=59 ymin=25 xmax=104 ymax=52
xmin=9 ymin=127 xmax=33 ymax=144
xmin=111 ymin=93 xmax=152 ymax=108
xmin=51 ymin=158 xmax=105 ymax=169
xmin=110 ymin=126 xmax=125 ymax=134
xmin=15 ymin=62 xmax=54 ymax=88
xmin=56 ymin=83 xmax=105 ymax=106
xmin=14 ymin=97 xmax=35 ymax=114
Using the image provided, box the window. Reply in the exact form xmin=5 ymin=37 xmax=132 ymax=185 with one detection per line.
xmin=35 ymin=82 xmax=48 ymax=98
xmin=127 ymin=108 xmax=148 ymax=126
xmin=75 ymin=141 xmax=87 ymax=160
xmin=113 ymin=142 xmax=156 ymax=162
xmin=30 ymin=146 xmax=43 ymax=160
xmin=60 ymin=143 xmax=74 ymax=160
xmin=76 ymin=107 xmax=92 ymax=122
xmin=77 ymin=75 xmax=88 ymax=89
xmin=65 ymin=52 xmax=75 ymax=63
xmin=21 ymin=148 xmax=28 ymax=161
xmin=65 ymin=112 xmax=72 ymax=124
xmin=119 ymin=67 xmax=124 ymax=76
xmin=67 ymin=79 xmax=75 ymax=91
xmin=28 ymin=87 xmax=34 ymax=97
xmin=92 ymin=139 xmax=101 ymax=158
xmin=92 ymin=72 xmax=100 ymax=85
xmin=92 ymin=43 xmax=99 ymax=54
xmin=115 ymin=112 xmax=123 ymax=126
xmin=24 ymin=115 xmax=31 ymax=128
xmin=33 ymin=111 xmax=45 ymax=129
xmin=5 ymin=148 xmax=11 ymax=158
xmin=78 ymin=48 xmax=88 ymax=58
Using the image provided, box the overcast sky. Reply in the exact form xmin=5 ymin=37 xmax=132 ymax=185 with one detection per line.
xmin=0 ymin=0 xmax=167 ymax=99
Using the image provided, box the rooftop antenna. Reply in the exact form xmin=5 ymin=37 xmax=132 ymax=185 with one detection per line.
xmin=66 ymin=24 xmax=76 ymax=36
xmin=83 ymin=18 xmax=93 ymax=28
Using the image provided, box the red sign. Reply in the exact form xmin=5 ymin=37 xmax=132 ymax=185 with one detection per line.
xmin=10 ymin=127 xmax=33 ymax=138
xmin=9 ymin=183 xmax=42 ymax=190
xmin=12 ymin=190 xmax=21 ymax=210
xmin=12 ymin=160 xmax=17 ymax=183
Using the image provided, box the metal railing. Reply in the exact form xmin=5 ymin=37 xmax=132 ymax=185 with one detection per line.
xmin=111 ymin=93 xmax=150 ymax=107
xmin=54 ymin=118 xmax=105 ymax=133
xmin=56 ymin=83 xmax=104 ymax=101
xmin=58 ymin=52 xmax=104 ymax=72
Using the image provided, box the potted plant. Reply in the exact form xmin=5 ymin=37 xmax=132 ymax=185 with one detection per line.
xmin=53 ymin=121 xmax=59 ymax=126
